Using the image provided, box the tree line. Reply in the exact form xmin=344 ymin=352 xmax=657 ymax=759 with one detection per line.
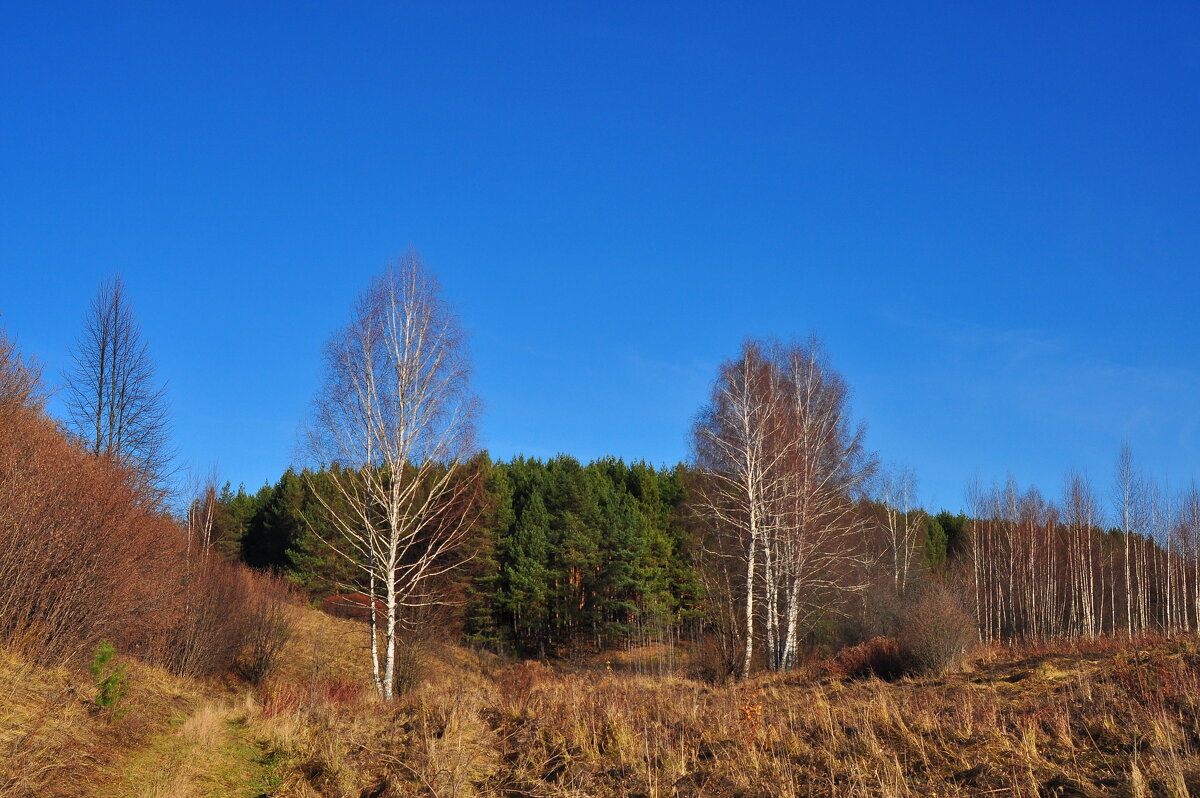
xmin=968 ymin=452 xmax=1200 ymax=645
xmin=189 ymin=257 xmax=1200 ymax=683
xmin=4 ymin=254 xmax=1197 ymax=694
xmin=208 ymin=455 xmax=702 ymax=658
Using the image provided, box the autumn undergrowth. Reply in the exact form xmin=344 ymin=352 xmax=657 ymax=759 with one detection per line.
xmin=243 ymin=624 xmax=1200 ymax=797
xmin=6 ymin=607 xmax=1200 ymax=797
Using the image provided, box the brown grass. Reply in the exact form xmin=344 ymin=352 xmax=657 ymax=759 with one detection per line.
xmin=6 ymin=601 xmax=1200 ymax=797
xmin=239 ymin=628 xmax=1200 ymax=797
xmin=0 ymin=642 xmax=205 ymax=797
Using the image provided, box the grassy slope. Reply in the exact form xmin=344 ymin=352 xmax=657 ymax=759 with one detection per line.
xmin=4 ymin=609 xmax=1200 ymax=797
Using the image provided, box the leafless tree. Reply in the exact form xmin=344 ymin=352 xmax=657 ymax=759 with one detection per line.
xmin=305 ymin=252 xmax=480 ymax=699
xmin=692 ymin=341 xmax=784 ymax=678
xmin=1114 ymin=444 xmax=1140 ymax=638
xmin=63 ymin=275 xmax=173 ymax=500
xmin=692 ymin=338 xmax=873 ymax=676
xmin=878 ymin=466 xmax=924 ymax=597
xmin=1063 ymin=471 xmax=1101 ymax=638
xmin=1178 ymin=482 xmax=1200 ymax=633
xmin=773 ymin=340 xmax=875 ymax=669
xmin=184 ymin=467 xmax=221 ymax=562
xmin=962 ymin=449 xmax=1200 ymax=644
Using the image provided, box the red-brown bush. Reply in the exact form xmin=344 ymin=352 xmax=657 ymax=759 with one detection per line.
xmin=0 ymin=346 xmax=178 ymax=664
xmin=834 ymin=636 xmax=908 ymax=680
xmin=157 ymin=556 xmax=256 ymax=678
xmin=261 ymin=677 xmax=365 ymax=718
xmin=238 ymin=573 xmax=295 ymax=685
xmin=319 ymin=592 xmax=385 ymax=623
xmin=0 ymin=332 xmax=291 ymax=676
xmin=898 ymin=584 xmax=976 ymax=675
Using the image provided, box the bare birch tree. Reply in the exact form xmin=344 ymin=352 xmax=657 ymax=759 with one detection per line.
xmin=692 ymin=341 xmax=782 ymax=678
xmin=1063 ymin=471 xmax=1101 ymax=638
xmin=63 ymin=275 xmax=173 ymax=499
xmin=878 ymin=466 xmax=924 ymax=597
xmin=1114 ymin=444 xmax=1140 ymax=638
xmin=184 ymin=468 xmax=221 ymax=561
xmin=306 ymin=252 xmax=479 ymax=699
xmin=774 ymin=340 xmax=874 ymax=670
xmin=1179 ymin=482 xmax=1200 ymax=634
xmin=693 ymin=338 xmax=873 ymax=676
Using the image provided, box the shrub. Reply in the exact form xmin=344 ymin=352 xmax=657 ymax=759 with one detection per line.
xmin=687 ymin=631 xmax=742 ymax=683
xmin=239 ymin=575 xmax=294 ymax=685
xmin=0 ymin=334 xmax=178 ymax=666
xmin=261 ymin=676 xmax=365 ymax=718
xmin=319 ymin=592 xmax=385 ymax=624
xmin=899 ymin=584 xmax=976 ymax=675
xmin=834 ymin=636 xmax=907 ymax=680
xmin=160 ymin=557 xmax=256 ymax=678
xmin=0 ymin=332 xmax=300 ymax=686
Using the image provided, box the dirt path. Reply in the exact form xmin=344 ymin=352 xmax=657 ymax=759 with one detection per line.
xmin=117 ymin=697 xmax=282 ymax=798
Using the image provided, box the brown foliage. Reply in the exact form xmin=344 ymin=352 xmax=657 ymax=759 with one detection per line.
xmin=0 ymin=334 xmax=290 ymax=678
xmin=899 ymin=584 xmax=977 ymax=675
xmin=319 ymin=591 xmax=385 ymax=623
xmin=0 ymin=357 xmax=177 ymax=664
xmin=260 ymin=676 xmax=364 ymax=719
xmin=0 ymin=330 xmax=46 ymax=411
xmin=835 ymin=636 xmax=908 ymax=680
xmin=238 ymin=573 xmax=295 ymax=685
xmin=157 ymin=557 xmax=254 ymax=678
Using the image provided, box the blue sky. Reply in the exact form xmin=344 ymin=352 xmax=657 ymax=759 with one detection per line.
xmin=2 ymin=2 xmax=1198 ymax=512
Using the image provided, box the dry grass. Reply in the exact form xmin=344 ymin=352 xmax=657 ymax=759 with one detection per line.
xmin=242 ymin=629 xmax=1200 ymax=797
xmin=0 ymin=647 xmax=99 ymax=796
xmin=0 ymin=642 xmax=204 ymax=797
xmin=6 ymin=606 xmax=1200 ymax=797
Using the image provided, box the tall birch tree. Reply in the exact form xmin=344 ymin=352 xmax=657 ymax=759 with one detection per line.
xmin=692 ymin=338 xmax=873 ymax=676
xmin=774 ymin=340 xmax=874 ymax=670
xmin=692 ymin=342 xmax=782 ymax=678
xmin=306 ymin=252 xmax=479 ymax=699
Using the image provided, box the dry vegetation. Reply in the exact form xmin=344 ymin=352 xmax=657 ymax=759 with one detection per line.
xmin=7 ymin=599 xmax=1197 ymax=797
xmin=242 ymin=630 xmax=1200 ymax=797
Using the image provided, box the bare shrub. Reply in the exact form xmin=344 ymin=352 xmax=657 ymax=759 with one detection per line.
xmin=497 ymin=660 xmax=546 ymax=717
xmin=687 ymin=630 xmax=741 ymax=683
xmin=0 ymin=333 xmax=298 ymax=688
xmin=0 ymin=335 xmax=178 ymax=665
xmin=837 ymin=582 xmax=909 ymax=647
xmin=0 ymin=330 xmax=45 ymax=410
xmin=160 ymin=557 xmax=254 ymax=678
xmin=834 ymin=636 xmax=907 ymax=680
xmin=319 ymin=592 xmax=384 ymax=624
xmin=238 ymin=574 xmax=295 ymax=685
xmin=686 ymin=553 xmax=745 ymax=683
xmin=261 ymin=677 xmax=364 ymax=719
xmin=899 ymin=584 xmax=977 ymax=675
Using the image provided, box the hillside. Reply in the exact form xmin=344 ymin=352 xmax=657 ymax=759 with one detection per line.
xmin=4 ymin=603 xmax=1198 ymax=797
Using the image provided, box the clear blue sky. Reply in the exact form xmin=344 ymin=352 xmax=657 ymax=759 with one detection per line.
xmin=2 ymin=2 xmax=1198 ymax=512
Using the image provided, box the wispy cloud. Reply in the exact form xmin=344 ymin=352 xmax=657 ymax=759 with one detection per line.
xmin=894 ymin=315 xmax=1200 ymax=455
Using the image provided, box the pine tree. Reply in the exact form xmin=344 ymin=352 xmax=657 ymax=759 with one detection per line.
xmin=924 ymin=515 xmax=949 ymax=571
xmin=462 ymin=456 xmax=512 ymax=649
xmin=500 ymin=486 xmax=553 ymax=654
